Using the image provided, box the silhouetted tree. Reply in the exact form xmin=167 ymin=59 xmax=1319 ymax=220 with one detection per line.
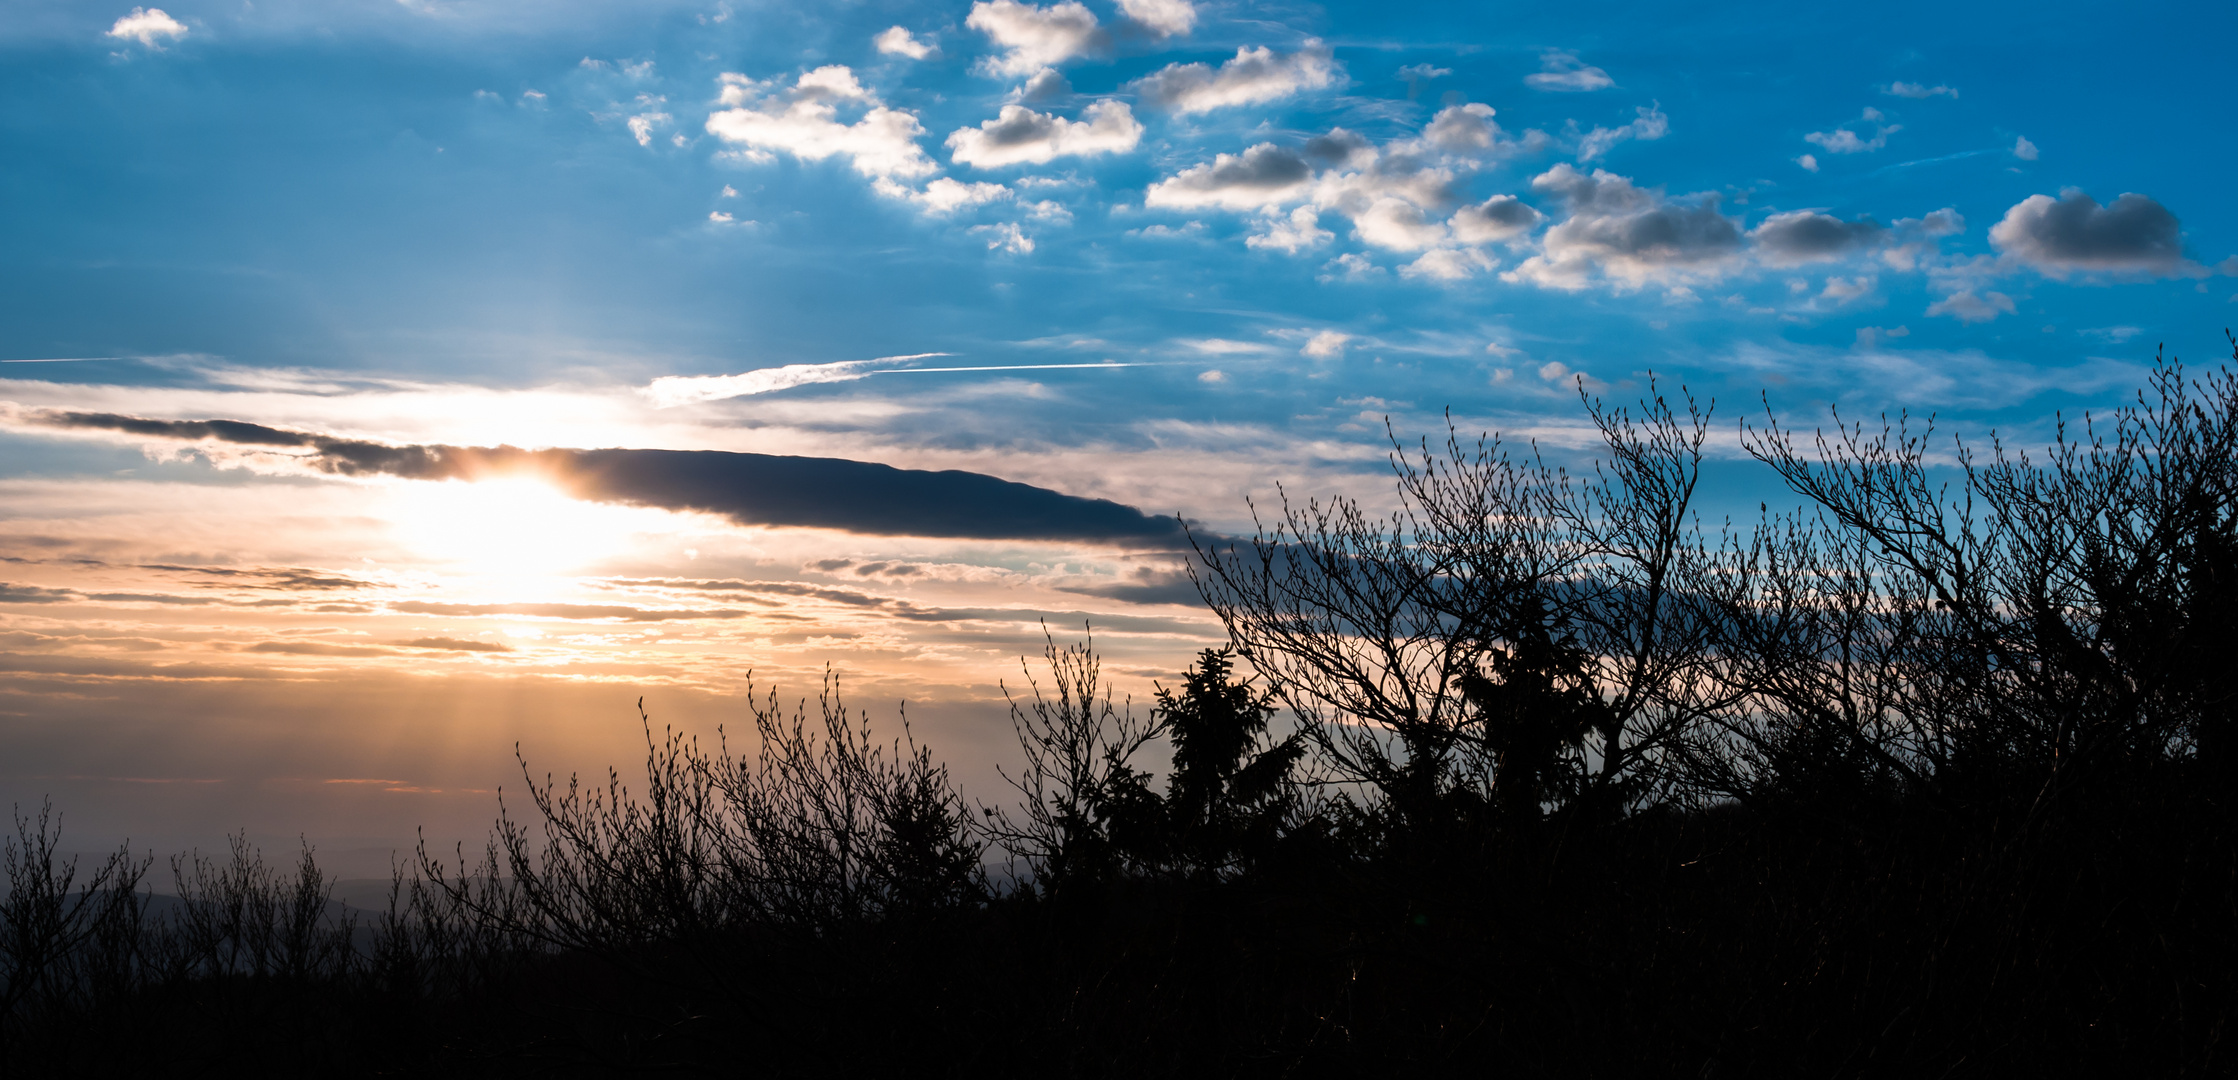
xmin=1151 ymin=646 xmax=1304 ymax=877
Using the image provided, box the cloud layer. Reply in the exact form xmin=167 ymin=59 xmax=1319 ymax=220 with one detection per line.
xmin=26 ymin=412 xmax=1190 ymax=546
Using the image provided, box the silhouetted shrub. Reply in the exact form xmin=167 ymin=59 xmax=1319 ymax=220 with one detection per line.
xmin=2 ymin=339 xmax=2235 ymax=1076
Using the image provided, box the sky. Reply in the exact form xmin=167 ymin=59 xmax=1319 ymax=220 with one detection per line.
xmin=0 ymin=0 xmax=2232 ymax=869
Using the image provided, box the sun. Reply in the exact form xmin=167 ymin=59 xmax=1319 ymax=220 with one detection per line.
xmin=386 ymin=477 xmax=660 ymax=578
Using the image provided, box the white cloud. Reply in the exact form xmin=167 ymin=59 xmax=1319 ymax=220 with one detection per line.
xmin=2013 ymin=135 xmax=2039 ymax=161
xmin=1400 ymin=247 xmax=1497 ymax=282
xmin=1884 ymin=82 xmax=1957 ymax=99
xmin=627 ymin=109 xmax=672 ymax=147
xmin=874 ymin=176 xmax=1013 ymax=213
xmin=1576 ymin=104 xmax=1667 ymax=161
xmin=1796 ymin=153 xmax=1819 ymax=172
xmin=977 ymin=222 xmax=1036 ymax=253
xmin=874 ymin=26 xmax=933 ymax=59
xmin=1185 ymin=338 xmax=1275 ymax=355
xmin=704 ymin=68 xmax=937 ymax=179
xmin=1246 ymin=207 xmax=1332 ymax=252
xmin=1145 ymin=143 xmax=1314 ymax=210
xmin=1023 ymin=199 xmax=1072 ymax=222
xmin=1353 ymin=197 xmax=1449 ymax=251
xmin=1525 ymin=50 xmax=1613 ymax=92
xmin=1116 ymin=0 xmax=1196 ymax=36
xmin=1141 ymin=103 xmax=1550 ymax=271
xmin=793 ymin=66 xmax=872 ymax=101
xmin=1805 ymin=107 xmax=1899 ymax=155
xmin=1127 ymin=221 xmax=1206 ymax=239
xmin=1926 ymin=290 xmax=2015 ymax=323
xmin=1397 ymin=63 xmax=1453 ymax=81
xmin=107 ymin=7 xmax=187 ymax=47
xmin=1319 ymin=253 xmax=1385 ymax=281
xmin=1988 ymin=189 xmax=2194 ymax=278
xmin=1450 ymin=194 xmax=1543 ymax=244
xmin=720 ymin=185 xmax=738 ymax=197
xmin=1503 ymin=164 xmax=1743 ymax=290
xmin=1130 ymin=41 xmax=1339 ymax=115
xmin=1420 ymin=102 xmax=1504 ymax=153
xmin=967 ymin=0 xmax=1105 ymax=79
xmin=1302 ymin=330 xmax=1351 ymax=358
xmin=946 ymin=101 xmax=1143 ymax=168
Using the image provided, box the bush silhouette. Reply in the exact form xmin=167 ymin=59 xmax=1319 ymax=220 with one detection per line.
xmin=0 ymin=338 xmax=2233 ymax=1076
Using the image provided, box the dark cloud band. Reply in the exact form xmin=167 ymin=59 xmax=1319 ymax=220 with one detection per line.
xmin=27 ymin=411 xmax=1186 ymax=547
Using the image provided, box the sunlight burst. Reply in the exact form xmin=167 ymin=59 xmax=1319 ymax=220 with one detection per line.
xmin=386 ymin=478 xmax=668 ymax=578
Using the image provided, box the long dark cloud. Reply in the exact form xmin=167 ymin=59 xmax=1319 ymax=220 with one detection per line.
xmin=23 ymin=412 xmax=1187 ymax=546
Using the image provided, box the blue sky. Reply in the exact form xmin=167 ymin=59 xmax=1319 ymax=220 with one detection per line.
xmin=0 ymin=0 xmax=2231 ymax=862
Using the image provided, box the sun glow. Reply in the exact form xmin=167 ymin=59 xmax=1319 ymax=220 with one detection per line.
xmin=386 ymin=477 xmax=669 ymax=578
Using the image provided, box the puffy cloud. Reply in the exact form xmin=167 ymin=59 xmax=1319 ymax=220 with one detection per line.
xmin=874 ymin=176 xmax=1014 ymax=212
xmin=1115 ymin=0 xmax=1196 ymax=36
xmin=793 ymin=66 xmax=871 ymax=101
xmin=1503 ymin=164 xmax=1743 ymax=290
xmin=946 ymin=101 xmax=1143 ymax=168
xmin=1988 ymin=190 xmax=2191 ymax=277
xmin=1421 ymin=102 xmax=1503 ymax=153
xmin=1303 ymin=128 xmax=1374 ymax=169
xmin=1246 ymin=207 xmax=1333 ymax=253
xmin=1012 ymin=68 xmax=1073 ymax=103
xmin=2013 ymin=135 xmax=2039 ymax=161
xmin=1397 ymin=63 xmax=1453 ymax=81
xmin=1576 ymin=104 xmax=1667 ymax=161
xmin=1352 ymin=197 xmax=1449 ymax=251
xmin=1400 ymin=247 xmax=1498 ymax=282
xmin=1144 ymin=143 xmax=1313 ymax=210
xmin=107 ymin=7 xmax=186 ymax=47
xmin=1805 ymin=107 xmax=1898 ymax=154
xmin=1525 ymin=50 xmax=1613 ymax=92
xmin=873 ymin=26 xmax=933 ymax=60
xmin=1302 ymin=330 xmax=1351 ymax=358
xmin=1884 ymin=82 xmax=1957 ymax=99
xmin=1750 ymin=211 xmax=1885 ymax=265
xmin=704 ymin=68 xmax=936 ymax=179
xmin=1450 ymin=195 xmax=1543 ymax=244
xmin=1927 ymin=290 xmax=2016 ymax=323
xmin=1795 ymin=153 xmax=1819 ymax=172
xmin=1130 ymin=41 xmax=1339 ymax=115
xmin=1144 ymin=104 xmax=1544 ymax=270
xmin=967 ymin=0 xmax=1105 ymax=79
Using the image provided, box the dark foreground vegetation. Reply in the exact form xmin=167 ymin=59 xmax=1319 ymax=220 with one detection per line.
xmin=7 ymin=344 xmax=2238 ymax=1077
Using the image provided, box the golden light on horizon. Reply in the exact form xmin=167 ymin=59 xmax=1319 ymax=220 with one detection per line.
xmin=385 ymin=476 xmax=672 ymax=579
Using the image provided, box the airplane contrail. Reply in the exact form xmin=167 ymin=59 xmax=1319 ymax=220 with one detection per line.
xmin=874 ymin=362 xmax=1175 ymax=374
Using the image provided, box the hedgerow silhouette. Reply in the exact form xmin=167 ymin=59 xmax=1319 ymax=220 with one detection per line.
xmin=2 ymin=339 xmax=2234 ymax=1076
